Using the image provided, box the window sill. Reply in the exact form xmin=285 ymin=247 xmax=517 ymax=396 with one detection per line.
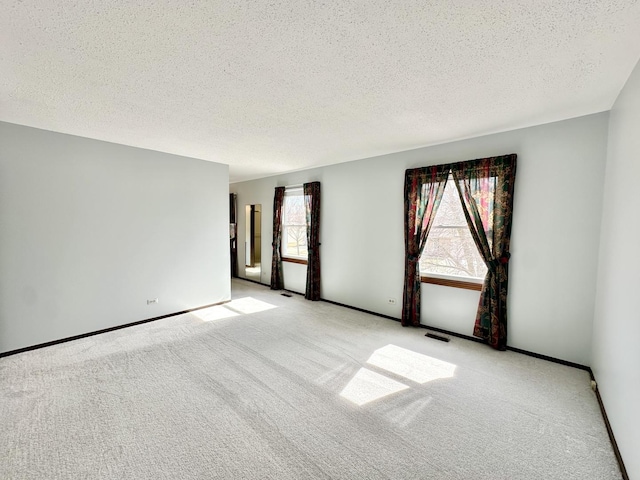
xmin=282 ymin=257 xmax=308 ymax=265
xmin=421 ymin=276 xmax=482 ymax=291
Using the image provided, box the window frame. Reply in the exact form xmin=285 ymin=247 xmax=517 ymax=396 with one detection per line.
xmin=281 ymin=187 xmax=308 ymax=265
xmin=420 ymin=272 xmax=483 ymax=291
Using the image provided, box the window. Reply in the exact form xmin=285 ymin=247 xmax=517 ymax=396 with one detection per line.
xmin=420 ymin=174 xmax=488 ymax=287
xmin=282 ymin=187 xmax=308 ymax=261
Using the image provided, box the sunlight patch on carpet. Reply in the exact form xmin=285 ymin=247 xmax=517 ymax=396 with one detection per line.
xmin=226 ymin=297 xmax=278 ymax=314
xmin=193 ymin=305 xmax=240 ymax=322
xmin=194 ymin=297 xmax=277 ymax=322
xmin=340 ymin=368 xmax=409 ymax=406
xmin=367 ymin=344 xmax=456 ymax=384
xmin=386 ymin=396 xmax=433 ymax=428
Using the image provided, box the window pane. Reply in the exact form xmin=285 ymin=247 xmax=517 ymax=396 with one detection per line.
xmin=284 ymin=194 xmax=306 ymax=225
xmin=282 ymin=192 xmax=308 ymax=258
xmin=420 ymin=177 xmax=488 ymax=279
xmin=283 ymin=225 xmax=308 ymax=257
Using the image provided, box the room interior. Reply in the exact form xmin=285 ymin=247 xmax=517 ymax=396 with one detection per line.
xmin=1 ymin=2 xmax=639 ymax=479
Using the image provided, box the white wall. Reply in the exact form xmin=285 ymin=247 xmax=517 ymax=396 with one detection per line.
xmin=0 ymin=122 xmax=231 ymax=353
xmin=232 ymin=113 xmax=609 ymax=365
xmin=592 ymin=59 xmax=640 ymax=479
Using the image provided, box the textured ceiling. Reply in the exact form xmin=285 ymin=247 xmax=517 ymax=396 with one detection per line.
xmin=2 ymin=1 xmax=640 ymax=183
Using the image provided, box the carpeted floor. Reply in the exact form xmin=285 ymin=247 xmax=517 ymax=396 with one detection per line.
xmin=0 ymin=279 xmax=621 ymax=479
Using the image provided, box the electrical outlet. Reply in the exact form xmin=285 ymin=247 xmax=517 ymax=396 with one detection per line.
xmin=147 ymin=298 xmax=159 ymax=305
xmin=388 ymin=298 xmax=397 ymax=305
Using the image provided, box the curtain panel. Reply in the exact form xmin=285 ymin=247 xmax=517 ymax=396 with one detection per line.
xmin=270 ymin=186 xmax=286 ymax=290
xmin=402 ymin=165 xmax=450 ymax=326
xmin=303 ymin=182 xmax=321 ymax=300
xmin=451 ymin=154 xmax=517 ymax=350
xmin=229 ymin=193 xmax=238 ymax=278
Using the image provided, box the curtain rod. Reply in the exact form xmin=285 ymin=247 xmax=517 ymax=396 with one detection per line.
xmin=285 ymin=183 xmax=303 ymax=189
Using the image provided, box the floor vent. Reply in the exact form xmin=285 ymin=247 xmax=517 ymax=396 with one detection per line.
xmin=426 ymin=332 xmax=450 ymax=342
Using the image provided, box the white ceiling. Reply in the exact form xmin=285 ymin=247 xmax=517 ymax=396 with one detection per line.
xmin=2 ymin=1 xmax=640 ymax=183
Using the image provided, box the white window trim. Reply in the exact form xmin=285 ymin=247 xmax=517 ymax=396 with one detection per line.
xmin=282 ymin=187 xmax=308 ymax=261
xmin=284 ymin=186 xmax=304 ymax=197
xmin=282 ymin=251 xmax=308 ymax=261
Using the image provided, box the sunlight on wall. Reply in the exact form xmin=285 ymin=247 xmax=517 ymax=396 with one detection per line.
xmin=367 ymin=344 xmax=456 ymax=384
xmin=339 ymin=368 xmax=409 ymax=406
xmin=193 ymin=297 xmax=277 ymax=322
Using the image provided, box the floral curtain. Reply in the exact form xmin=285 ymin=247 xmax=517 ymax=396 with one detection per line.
xmin=229 ymin=193 xmax=238 ymax=278
xmin=270 ymin=186 xmax=286 ymax=290
xmin=451 ymin=154 xmax=517 ymax=350
xmin=303 ymin=182 xmax=321 ymax=300
xmin=402 ymin=165 xmax=450 ymax=326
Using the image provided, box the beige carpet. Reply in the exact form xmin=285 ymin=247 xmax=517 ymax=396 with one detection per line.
xmin=0 ymin=279 xmax=621 ymax=479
